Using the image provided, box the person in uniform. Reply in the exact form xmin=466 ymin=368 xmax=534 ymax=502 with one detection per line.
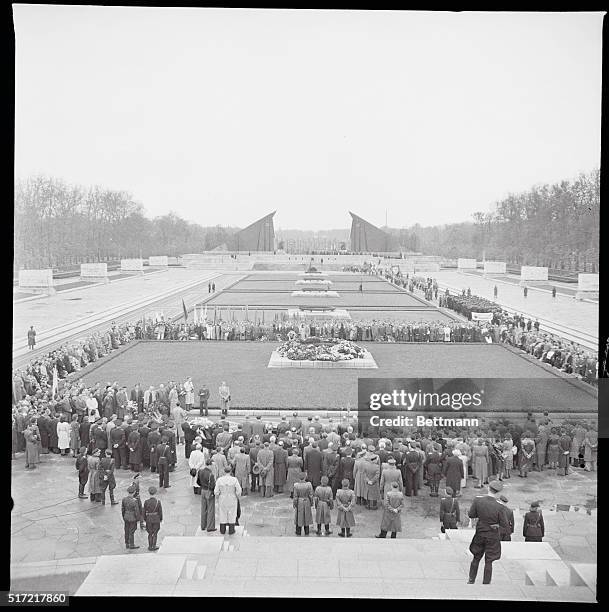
xmin=313 ymin=475 xmax=334 ymax=536
xmin=336 ymin=448 xmax=355 ymax=495
xmin=218 ymin=382 xmax=230 ymax=417
xmin=143 ymin=486 xmax=163 ymax=551
xmin=214 ymin=465 xmax=242 ymax=535
xmin=256 ymin=442 xmax=275 ymax=497
xmin=467 ymin=480 xmax=509 ymax=584
xmin=523 ymin=501 xmax=545 ymax=542
xmin=27 ymin=326 xmax=36 ymax=350
xmin=361 ymin=449 xmax=381 ymax=510
xmin=75 ymin=446 xmax=89 ymax=498
xmin=147 ymin=424 xmax=162 ymax=473
xmin=498 ymin=495 xmax=514 ymax=541
xmin=558 ymin=429 xmax=572 ymax=476
xmin=444 ymin=450 xmax=465 ymax=496
xmin=110 ymin=422 xmax=127 ymax=470
xmin=121 ymin=486 xmax=141 ymax=549
xmin=98 ymin=449 xmax=118 ymax=505
xmin=87 ymin=449 xmax=102 ymax=502
xmin=519 ymin=433 xmax=536 ymax=478
xmin=379 ymin=457 xmax=403 ymax=497
xmin=198 ymin=385 xmax=210 ymax=417
xmin=293 ymin=472 xmax=314 ymax=536
xmin=23 ymin=419 xmax=40 ymax=469
xmin=233 ymin=447 xmax=251 ymax=496
xmin=439 ymin=486 xmax=460 ymax=533
xmin=336 ymin=479 xmax=356 ymax=537
xmin=273 ymin=441 xmax=288 ymax=493
xmin=127 ymin=426 xmax=142 ymax=472
xmin=197 ymin=458 xmax=217 ymax=532
xmin=156 ymin=436 xmax=172 ymax=488
xmin=183 ymin=377 xmax=194 ymax=411
xmin=376 ymin=481 xmax=405 ymax=539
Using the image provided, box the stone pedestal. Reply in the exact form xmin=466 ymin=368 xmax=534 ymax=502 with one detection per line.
xmin=574 ymin=274 xmax=599 ymax=301
xmin=18 ymin=269 xmax=56 ymax=295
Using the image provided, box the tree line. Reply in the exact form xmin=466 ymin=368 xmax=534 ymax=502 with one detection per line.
xmin=14 ymin=175 xmax=236 ymax=269
xmin=402 ymin=169 xmax=599 ymax=272
xmin=14 ymin=169 xmax=599 ymax=272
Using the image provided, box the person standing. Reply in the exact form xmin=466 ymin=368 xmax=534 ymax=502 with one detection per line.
xmin=523 ymin=286 xmax=528 ymax=298
xmin=233 ymin=447 xmax=251 ymax=496
xmin=467 ymin=480 xmax=509 ymax=585
xmin=214 ymin=465 xmax=242 ymax=535
xmin=98 ymin=450 xmax=119 ymax=506
xmin=498 ymin=495 xmax=514 ymax=541
xmin=552 ymin=287 xmax=556 ymax=299
xmin=293 ymin=472 xmax=314 ymax=536
xmin=156 ymin=437 xmax=172 ymax=489
xmin=313 ymin=475 xmax=334 ymax=536
xmin=57 ymin=416 xmax=71 ymax=456
xmin=218 ymin=382 xmax=230 ymax=417
xmin=304 ymin=442 xmax=323 ymax=489
xmin=198 ymin=385 xmax=210 ymax=417
xmin=69 ymin=414 xmax=80 ymax=458
xmin=472 ymin=439 xmax=489 ymax=488
xmin=583 ymin=429 xmax=598 ymax=472
xmin=121 ymin=486 xmax=141 ymax=549
xmin=183 ymin=377 xmax=194 ymax=412
xmin=439 ymin=486 xmax=460 ymax=533
xmin=75 ymin=446 xmax=89 ymax=498
xmin=127 ymin=427 xmax=142 ymax=472
xmin=27 ymin=326 xmax=36 ymax=350
xmin=558 ymin=429 xmax=572 ymax=476
xmin=443 ymin=450 xmax=465 ymax=496
xmin=523 ymin=501 xmax=545 ymax=542
xmin=256 ymin=442 xmax=275 ymax=498
xmin=87 ymin=449 xmax=102 ymax=502
xmin=493 ymin=286 xmax=498 ymax=299
xmin=189 ymin=443 xmax=207 ymax=494
xmin=336 ymin=479 xmax=356 ymax=537
xmin=23 ymin=419 xmax=40 ymax=469
xmin=197 ymin=458 xmax=217 ymax=532
xmin=519 ymin=433 xmax=535 ymax=478
xmin=143 ymin=486 xmax=163 ymax=551
xmin=377 ymin=481 xmax=405 ymax=539
xmin=286 ymin=448 xmax=303 ymax=498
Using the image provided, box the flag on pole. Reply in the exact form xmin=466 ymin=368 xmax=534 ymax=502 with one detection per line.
xmin=182 ymin=298 xmax=188 ymax=322
xmin=51 ymin=366 xmax=58 ymax=399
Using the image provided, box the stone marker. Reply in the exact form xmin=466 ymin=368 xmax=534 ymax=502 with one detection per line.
xmin=120 ymin=258 xmax=144 ymax=275
xmin=519 ymin=266 xmax=548 ymax=287
xmin=18 ymin=269 xmax=56 ymax=295
xmin=80 ymin=263 xmax=109 ymax=283
xmin=457 ymin=258 xmax=477 ymax=272
xmin=575 ymin=274 xmax=598 ymax=301
xmin=483 ymin=261 xmax=507 ymax=277
xmin=149 ymin=256 xmax=169 ymax=267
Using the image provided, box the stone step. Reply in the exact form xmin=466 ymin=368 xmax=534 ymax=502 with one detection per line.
xmin=520 ymin=585 xmax=597 ymax=603
xmin=195 ymin=565 xmax=207 ymax=580
xmin=570 ymin=563 xmax=596 ymax=591
xmin=545 ymin=567 xmax=572 ymax=587
xmin=525 ymin=570 xmax=548 ymax=586
xmin=181 ymin=560 xmax=197 ymax=580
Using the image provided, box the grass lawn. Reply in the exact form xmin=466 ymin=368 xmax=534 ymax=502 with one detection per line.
xmin=81 ymin=341 xmax=596 ymax=412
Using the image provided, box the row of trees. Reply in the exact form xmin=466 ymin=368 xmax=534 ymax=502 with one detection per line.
xmin=14 ymin=176 xmax=236 ymax=269
xmin=404 ymin=170 xmax=600 ymax=271
xmin=14 ymin=170 xmax=599 ymax=272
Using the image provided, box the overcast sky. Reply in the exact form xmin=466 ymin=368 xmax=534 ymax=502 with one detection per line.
xmin=13 ymin=6 xmax=603 ymax=231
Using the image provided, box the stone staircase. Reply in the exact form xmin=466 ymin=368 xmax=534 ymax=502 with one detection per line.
xmin=75 ymin=533 xmax=596 ymax=600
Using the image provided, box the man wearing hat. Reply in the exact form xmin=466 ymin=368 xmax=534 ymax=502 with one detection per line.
xmin=98 ymin=449 xmax=118 ymax=506
xmin=380 ymin=457 xmax=403 ymax=497
xmin=143 ymin=486 xmax=163 ymax=551
xmin=147 ymin=423 xmax=162 ymax=473
xmin=214 ymin=465 xmax=242 ymax=535
xmin=467 ymin=480 xmax=510 ymax=584
xmin=256 ymin=441 xmax=275 ymax=498
xmin=376 ymin=481 xmax=405 ymax=539
xmin=156 ymin=436 xmax=172 ymax=488
xmin=197 ymin=457 xmax=217 ymax=532
xmin=523 ymin=501 xmax=545 ymax=542
xmin=498 ymin=495 xmax=514 ymax=541
xmin=121 ymin=486 xmax=141 ymax=549
xmin=288 ymin=412 xmax=302 ymax=434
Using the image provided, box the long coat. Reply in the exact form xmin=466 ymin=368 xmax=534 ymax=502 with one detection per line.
xmin=314 ymin=485 xmax=334 ymax=525
xmin=443 ymin=455 xmax=465 ymax=493
xmin=584 ymin=432 xmax=598 ymax=462
xmin=87 ymin=456 xmax=102 ymax=494
xmin=353 ymin=457 xmax=366 ymax=498
xmin=57 ymin=421 xmax=71 ymax=450
xmin=335 ymin=488 xmax=356 ymax=527
xmin=69 ymin=421 xmax=80 ymax=451
xmin=273 ymin=447 xmax=288 ymax=488
xmin=304 ymin=448 xmax=323 ymax=488
xmin=286 ymin=455 xmax=303 ymax=493
xmin=379 ymin=466 xmax=403 ymax=497
xmin=24 ymin=427 xmax=40 ymax=467
xmin=233 ymin=452 xmax=251 ymax=489
xmin=293 ymin=481 xmax=314 ymax=527
xmin=128 ymin=431 xmax=142 ymax=465
xmin=256 ymin=447 xmax=275 ymax=487
xmin=214 ymin=474 xmax=241 ymax=524
xmin=472 ymin=445 xmax=489 ymax=482
xmin=361 ymin=457 xmax=381 ymax=501
xmin=188 ymin=449 xmax=206 ymax=488
xmin=558 ymin=435 xmax=571 ymax=468
xmin=380 ymin=490 xmax=404 ymax=533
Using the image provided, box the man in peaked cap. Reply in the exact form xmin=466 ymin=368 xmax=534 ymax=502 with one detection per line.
xmin=467 ymin=480 xmax=509 ymax=584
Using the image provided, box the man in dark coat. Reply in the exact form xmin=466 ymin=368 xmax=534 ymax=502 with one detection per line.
xmin=127 ymin=427 xmax=142 ymax=472
xmin=37 ymin=411 xmax=50 ymax=454
xmin=93 ymin=420 xmax=108 ymax=452
xmin=156 ymin=437 xmax=172 ymax=488
xmin=121 ymin=486 xmax=141 ymax=549
xmin=498 ymin=495 xmax=514 ymax=541
xmin=322 ymin=443 xmax=340 ymax=494
xmin=110 ymin=422 xmax=127 ymax=470
xmin=198 ymin=385 xmax=210 ymax=416
xmin=130 ymin=384 xmax=145 ymax=412
xmin=304 ymin=442 xmax=323 ymax=488
xmin=288 ymin=412 xmax=303 ymax=433
xmin=251 ymin=416 xmax=265 ymax=439
xmin=197 ymin=459 xmax=217 ymax=532
xmin=402 ymin=446 xmax=422 ymax=496
xmin=49 ymin=414 xmax=60 ymax=453
xmin=148 ymin=425 xmax=162 ymax=473
xmin=467 ymin=481 xmax=509 ymax=584
xmin=337 ymin=449 xmax=355 ymax=494
xmin=138 ymin=421 xmax=151 ymax=469
xmin=102 ymin=391 xmax=115 ymax=420
xmin=75 ymin=446 xmax=89 ymax=498
xmin=182 ymin=422 xmax=196 ymax=459
xmin=98 ymin=450 xmax=118 ymax=505
xmin=443 ymin=451 xmax=465 ymax=496
xmin=143 ymin=486 xmax=163 ymax=551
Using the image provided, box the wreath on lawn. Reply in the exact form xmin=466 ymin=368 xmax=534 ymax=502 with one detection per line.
xmin=276 ymin=337 xmax=367 ymax=361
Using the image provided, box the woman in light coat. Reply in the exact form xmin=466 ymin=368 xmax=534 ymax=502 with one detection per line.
xmin=189 ymin=444 xmax=207 ymax=494
xmin=472 ymin=439 xmax=489 ymax=487
xmin=69 ymin=414 xmax=80 ymax=457
xmin=57 ymin=416 xmax=71 ymax=456
xmin=87 ymin=450 xmax=102 ymax=502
